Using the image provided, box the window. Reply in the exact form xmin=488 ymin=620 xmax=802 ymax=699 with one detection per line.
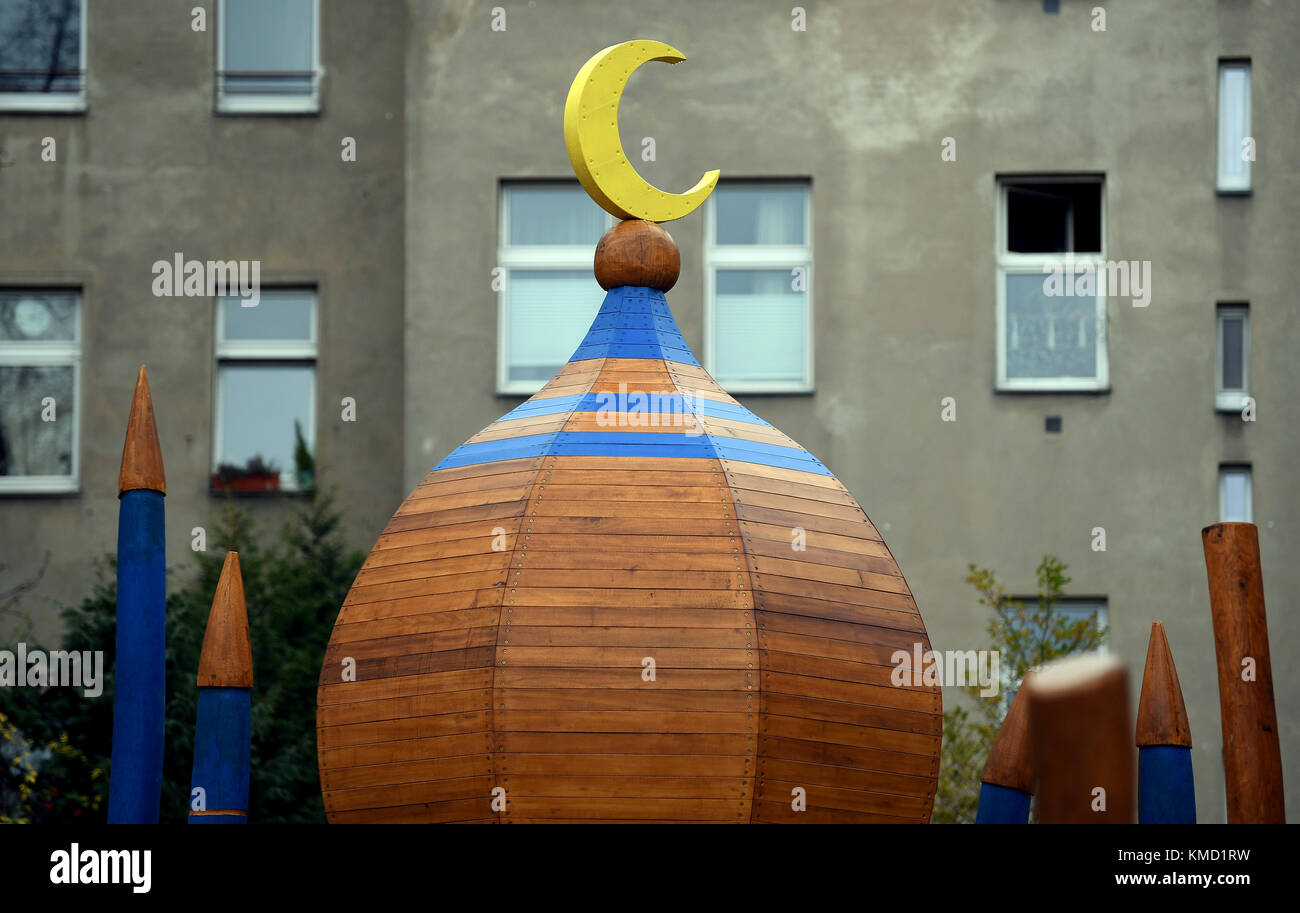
xmin=705 ymin=182 xmax=812 ymax=391
xmin=217 ymin=0 xmax=318 ymax=113
xmin=0 ymin=290 xmax=80 ymax=493
xmin=997 ymin=176 xmax=1107 ymax=391
xmin=1215 ymin=304 xmax=1250 ymax=412
xmin=214 ymin=290 xmax=316 ymax=491
xmin=1000 ymin=597 xmax=1109 ymax=710
xmin=0 ymin=0 xmax=85 ymax=112
xmin=1217 ymin=60 xmax=1251 ymax=193
xmin=497 ymin=183 xmax=612 ymax=394
xmin=1219 ymin=465 xmax=1252 ymax=522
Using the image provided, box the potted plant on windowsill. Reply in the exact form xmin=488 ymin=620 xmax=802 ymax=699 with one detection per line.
xmin=211 ymin=455 xmax=281 ymax=493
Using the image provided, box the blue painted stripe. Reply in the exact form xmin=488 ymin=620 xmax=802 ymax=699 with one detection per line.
xmin=975 ymin=782 xmax=1032 ymax=824
xmin=108 ymin=488 xmax=166 ymax=825
xmin=501 ymin=394 xmax=585 ymax=419
xmin=1138 ymin=745 xmax=1197 ymax=824
xmin=435 ymin=432 xmax=558 ymax=470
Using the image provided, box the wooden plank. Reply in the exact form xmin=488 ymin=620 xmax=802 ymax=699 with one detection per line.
xmin=318 ymin=732 xmax=489 ymax=769
xmin=752 ymin=575 xmax=917 ymax=614
xmin=732 ymin=490 xmax=866 ymax=523
xmin=317 ymin=645 xmax=495 ymax=687
xmin=352 ymin=551 xmax=512 ymax=588
xmin=750 ymin=799 xmax=918 ymax=824
xmin=500 ymin=688 xmax=751 ymax=712
xmin=758 ymin=631 xmax=902 ymax=668
xmin=758 ymin=612 xmax=926 ymax=652
xmin=500 ymin=710 xmax=751 ymax=734
xmin=373 ymin=520 xmax=526 ymax=550
xmin=317 ymin=710 xmax=491 ymax=750
xmin=759 ymin=758 xmax=935 ymax=798
xmin=499 ymin=732 xmax=750 ymax=755
xmin=515 ymin=550 xmax=742 ymax=572
xmin=726 ymin=470 xmax=859 ymax=505
xmin=758 ymin=735 xmax=939 ymax=779
xmin=764 ymin=693 xmax=939 ymax=735
xmin=328 ymin=606 xmax=500 ymax=644
xmin=504 ymin=626 xmax=750 ymax=648
xmin=364 ymin=536 xmax=516 ymax=569
xmin=538 ymin=469 xmax=724 ymax=486
xmin=498 ymin=646 xmax=752 ymax=669
xmin=394 ymin=483 xmax=531 ymax=516
xmin=741 ymin=519 xmax=883 ymax=550
xmin=532 ymin=483 xmax=728 ymax=502
xmin=761 ymin=713 xmax=940 ymax=756
xmin=505 ymin=606 xmax=749 ymax=629
xmin=512 ymin=568 xmax=746 ymax=590
xmin=334 ymin=587 xmax=502 ymax=625
xmin=344 ymin=570 xmax=508 ymax=607
xmin=497 ymin=667 xmax=751 ymax=691
xmin=515 ymin=534 xmax=738 ymax=552
xmin=561 ymin=414 xmax=700 ymax=434
xmin=756 ymin=778 xmax=930 ymax=818
xmin=541 ymin=455 xmax=722 ymax=472
xmin=329 ymin=797 xmax=491 ymax=824
xmin=500 ymin=753 xmax=748 ymax=778
xmin=751 ymin=556 xmax=907 ymax=594
xmin=319 ymin=668 xmax=492 ymax=706
xmin=742 ymin=537 xmax=898 ymax=572
xmin=383 ymin=500 xmax=526 ymax=534
xmin=323 ymin=625 xmax=497 ymax=665
xmin=419 ymin=457 xmax=543 ymax=485
xmin=528 ymin=500 xmax=734 ymax=519
xmin=496 ymin=776 xmax=744 ymax=798
xmin=761 ymin=650 xmax=917 ymax=689
xmin=318 ymin=688 xmax=489 ymax=727
xmin=762 ymin=670 xmax=940 ymax=714
xmin=502 ymin=797 xmax=745 ymax=821
xmin=404 ymin=468 xmax=537 ymax=500
xmin=324 ymin=776 xmax=493 ymax=813
xmin=466 ymin=415 xmax=567 ymax=442
xmin=504 ymin=588 xmax=750 ymax=609
xmin=320 ymin=754 xmax=488 ymax=791
xmin=519 ymin=517 xmax=737 ymax=536
xmin=719 ymin=458 xmax=847 ymax=489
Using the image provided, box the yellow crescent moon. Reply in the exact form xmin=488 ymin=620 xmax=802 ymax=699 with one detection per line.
xmin=564 ymin=39 xmax=720 ymax=223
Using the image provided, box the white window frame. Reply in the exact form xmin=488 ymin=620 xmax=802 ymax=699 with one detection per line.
xmin=1216 ymin=60 xmax=1251 ymax=194
xmin=1215 ymin=304 xmax=1250 ymax=412
xmin=996 ymin=176 xmax=1108 ymax=392
xmin=703 ymin=181 xmax=814 ymax=393
xmin=0 ymin=1 xmax=87 ymax=113
xmin=215 ymin=0 xmax=321 ymax=115
xmin=495 ymin=183 xmax=614 ymax=395
xmin=0 ymin=290 xmax=81 ymax=493
xmin=212 ymin=290 xmax=318 ymax=491
xmin=1218 ymin=465 xmax=1253 ymax=523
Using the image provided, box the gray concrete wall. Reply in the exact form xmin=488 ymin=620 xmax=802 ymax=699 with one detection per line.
xmin=0 ymin=0 xmax=407 ymax=641
xmin=404 ymin=0 xmax=1299 ymax=821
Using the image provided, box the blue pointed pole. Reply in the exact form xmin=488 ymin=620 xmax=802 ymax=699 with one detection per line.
xmin=189 ymin=551 xmax=253 ymax=823
xmin=1136 ymin=622 xmax=1196 ymax=823
xmin=108 ymin=366 xmax=167 ymax=824
xmin=975 ymin=672 xmax=1034 ymax=823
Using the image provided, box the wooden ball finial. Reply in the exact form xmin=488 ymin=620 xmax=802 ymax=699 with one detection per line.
xmin=594 ymin=219 xmax=680 ymax=291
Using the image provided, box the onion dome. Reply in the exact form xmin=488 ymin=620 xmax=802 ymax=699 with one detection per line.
xmin=316 ymin=40 xmax=941 ymax=823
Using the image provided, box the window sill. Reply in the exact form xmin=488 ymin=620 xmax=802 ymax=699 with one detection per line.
xmin=1215 ymin=393 xmax=1250 ymax=413
xmin=1216 ymin=186 xmax=1252 ymax=197
xmin=0 ymin=479 xmax=79 ymax=496
xmin=0 ymin=94 xmax=86 ymax=114
xmin=215 ymin=95 xmax=320 ymax=116
xmin=717 ymin=383 xmax=815 ymax=396
xmin=995 ymin=382 xmax=1111 ymax=395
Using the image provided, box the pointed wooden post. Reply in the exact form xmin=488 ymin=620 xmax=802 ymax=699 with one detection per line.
xmin=1202 ymin=522 xmax=1285 ymax=823
xmin=976 ymin=671 xmax=1035 ymax=823
xmin=189 ymin=551 xmax=253 ymax=824
xmin=108 ymin=366 xmax=167 ymax=824
xmin=1027 ymin=654 xmax=1135 ymax=823
xmin=1136 ymin=622 xmax=1196 ymax=823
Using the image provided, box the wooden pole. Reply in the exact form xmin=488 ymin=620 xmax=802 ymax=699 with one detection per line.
xmin=976 ymin=670 xmax=1035 ymax=824
xmin=189 ymin=551 xmax=253 ymax=824
xmin=1201 ymin=522 xmax=1285 ymax=823
xmin=107 ymin=366 xmax=167 ymax=824
xmin=1027 ymin=654 xmax=1134 ymax=823
xmin=1135 ymin=621 xmax=1195 ymax=823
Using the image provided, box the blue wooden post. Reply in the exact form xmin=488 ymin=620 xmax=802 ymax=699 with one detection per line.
xmin=975 ymin=672 xmax=1035 ymax=824
xmin=108 ymin=366 xmax=167 ymax=824
xmin=189 ymin=552 xmax=253 ymax=823
xmin=1136 ymin=621 xmax=1196 ymax=823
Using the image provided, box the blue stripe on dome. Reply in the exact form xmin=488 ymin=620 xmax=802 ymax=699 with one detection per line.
xmin=567 ymin=286 xmax=699 ymax=366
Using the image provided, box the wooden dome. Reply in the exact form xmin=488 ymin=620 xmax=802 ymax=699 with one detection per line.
xmin=317 ymin=224 xmax=941 ymax=822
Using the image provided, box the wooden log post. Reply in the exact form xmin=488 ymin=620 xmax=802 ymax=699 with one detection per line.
xmin=1201 ymin=522 xmax=1285 ymax=823
xmin=107 ymin=366 xmax=167 ymax=824
xmin=189 ymin=551 xmax=253 ymax=824
xmin=1135 ymin=622 xmax=1196 ymax=823
xmin=1027 ymin=654 xmax=1134 ymax=823
xmin=975 ymin=671 xmax=1035 ymax=823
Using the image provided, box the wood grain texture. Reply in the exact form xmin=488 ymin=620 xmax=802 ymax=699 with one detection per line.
xmin=196 ymin=552 xmax=253 ymax=688
xmin=1136 ymin=621 xmax=1192 ymax=748
xmin=980 ymin=670 xmax=1034 ymax=792
xmin=593 ymin=219 xmax=680 ymax=291
xmin=118 ymin=364 xmax=166 ymax=495
xmin=317 ymin=328 xmax=941 ymax=822
xmin=1201 ymin=522 xmax=1286 ymax=823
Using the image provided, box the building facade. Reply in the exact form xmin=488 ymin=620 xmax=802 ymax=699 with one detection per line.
xmin=2 ymin=0 xmax=1296 ymax=821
